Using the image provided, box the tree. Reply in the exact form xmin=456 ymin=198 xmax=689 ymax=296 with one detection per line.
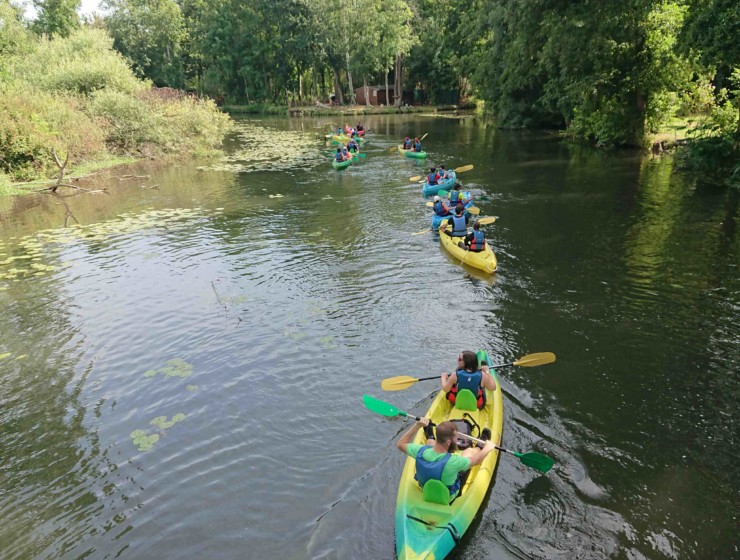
xmin=103 ymin=0 xmax=186 ymax=88
xmin=32 ymin=0 xmax=80 ymax=37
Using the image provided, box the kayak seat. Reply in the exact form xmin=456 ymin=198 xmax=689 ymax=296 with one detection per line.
xmin=454 ymin=388 xmax=478 ymax=411
xmin=422 ymin=479 xmax=451 ymax=505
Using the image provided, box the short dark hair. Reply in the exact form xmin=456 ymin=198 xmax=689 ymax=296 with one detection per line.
xmin=435 ymin=421 xmax=458 ymax=445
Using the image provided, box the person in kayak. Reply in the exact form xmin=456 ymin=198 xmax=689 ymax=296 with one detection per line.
xmin=427 ymin=167 xmax=440 ymax=186
xmin=334 ymin=148 xmax=344 ymax=163
xmin=356 ymin=122 xmax=364 ymax=133
xmin=440 ymin=205 xmax=469 ymax=237
xmin=347 ymin=138 xmax=359 ymax=153
xmin=340 ymin=146 xmax=351 ymax=161
xmin=413 ymin=137 xmax=422 ymax=152
xmin=433 ymin=195 xmax=451 ymax=217
xmin=448 ymin=182 xmax=467 ymax=206
xmin=460 ymin=222 xmax=487 ymax=252
xmin=438 ymin=165 xmax=448 ymax=180
xmin=442 ymin=350 xmax=497 ymax=409
xmin=403 ymin=136 xmax=412 ymax=150
xmin=396 ymin=417 xmax=496 ymax=502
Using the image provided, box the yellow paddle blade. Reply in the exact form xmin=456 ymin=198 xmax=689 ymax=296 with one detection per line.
xmin=476 ymin=216 xmax=497 ymax=225
xmin=410 ymin=175 xmax=423 ymax=182
xmin=380 ymin=376 xmax=420 ymax=391
xmin=467 ymin=206 xmax=480 ymax=215
xmin=513 ymin=352 xmax=556 ymax=367
xmin=454 ymin=164 xmax=474 ymax=173
xmin=425 ymin=201 xmax=434 ymax=207
xmin=411 ymin=228 xmax=432 ymax=235
xmin=420 ymin=132 xmax=429 ymax=141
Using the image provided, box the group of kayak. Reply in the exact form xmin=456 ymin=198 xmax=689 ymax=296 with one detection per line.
xmin=327 ymin=123 xmax=366 ymax=169
xmin=418 ymin=162 xmax=497 ymax=274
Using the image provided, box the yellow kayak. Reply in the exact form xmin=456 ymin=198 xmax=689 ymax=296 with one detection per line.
xmin=396 ymin=350 xmax=503 ymax=560
xmin=439 ymin=222 xmax=497 ymax=273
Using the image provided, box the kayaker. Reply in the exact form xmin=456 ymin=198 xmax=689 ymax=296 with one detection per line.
xmin=440 ymin=205 xmax=469 ymax=237
xmin=441 ymin=350 xmax=497 ymax=409
xmin=448 ymin=182 xmax=467 ymax=206
xmin=438 ymin=165 xmax=448 ymax=179
xmin=356 ymin=122 xmax=364 ymax=133
xmin=396 ymin=418 xmax=496 ymax=502
xmin=433 ymin=195 xmax=451 ymax=217
xmin=403 ymin=136 xmax=412 ymax=150
xmin=427 ymin=167 xmax=440 ymax=186
xmin=347 ymin=138 xmax=359 ymax=153
xmin=334 ymin=148 xmax=343 ymax=163
xmin=341 ymin=146 xmax=351 ymax=161
xmin=460 ymin=222 xmax=486 ymax=253
xmin=413 ymin=137 xmax=422 ymax=152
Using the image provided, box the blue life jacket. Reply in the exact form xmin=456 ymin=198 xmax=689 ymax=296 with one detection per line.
xmin=427 ymin=173 xmax=438 ymax=186
xmin=451 ymin=215 xmax=467 ymax=236
xmin=433 ymin=201 xmax=450 ymax=216
xmin=335 ymin=152 xmax=343 ymax=162
xmin=414 ymin=446 xmax=462 ymax=496
xmin=449 ymin=190 xmax=460 ymax=204
xmin=456 ymin=368 xmax=483 ymax=393
xmin=414 ymin=142 xmax=422 ymax=152
xmin=469 ymin=230 xmax=485 ymax=251
xmin=404 ymin=140 xmax=411 ymax=149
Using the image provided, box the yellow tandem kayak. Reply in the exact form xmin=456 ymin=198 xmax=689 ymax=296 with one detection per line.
xmin=439 ymin=222 xmax=497 ymax=273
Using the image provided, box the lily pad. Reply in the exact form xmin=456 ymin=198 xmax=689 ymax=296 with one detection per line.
xmin=0 ymin=352 xmax=11 ymax=360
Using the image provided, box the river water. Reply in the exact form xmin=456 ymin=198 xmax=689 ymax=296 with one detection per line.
xmin=0 ymin=114 xmax=737 ymax=560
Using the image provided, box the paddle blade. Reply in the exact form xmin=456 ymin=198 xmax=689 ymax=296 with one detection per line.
xmin=410 ymin=175 xmax=423 ymax=182
xmin=438 ymin=190 xmax=449 ymax=197
xmin=476 ymin=216 xmax=497 ymax=226
xmin=425 ymin=202 xmax=434 ymax=207
xmin=516 ymin=451 xmax=555 ymax=473
xmin=380 ymin=376 xmax=420 ymax=391
xmin=454 ymin=164 xmax=474 ymax=173
xmin=363 ymin=394 xmax=405 ymax=417
xmin=359 ymin=153 xmax=367 ymax=158
xmin=467 ymin=206 xmax=480 ymax=215
xmin=420 ymin=133 xmax=429 ymax=141
xmin=513 ymin=352 xmax=556 ymax=367
xmin=411 ymin=229 xmax=432 ymax=236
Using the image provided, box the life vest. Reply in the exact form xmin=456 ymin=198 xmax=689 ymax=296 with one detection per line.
xmin=433 ymin=201 xmax=450 ymax=216
xmin=469 ymin=230 xmax=486 ymax=251
xmin=450 ymin=215 xmax=467 ymax=236
xmin=335 ymin=152 xmax=343 ymax=162
xmin=446 ymin=368 xmax=485 ymax=408
xmin=449 ymin=190 xmax=460 ymax=204
xmin=403 ymin=139 xmax=412 ymax=149
xmin=414 ymin=142 xmax=422 ymax=152
xmin=427 ymin=173 xmax=438 ymax=186
xmin=414 ymin=446 xmax=462 ymax=496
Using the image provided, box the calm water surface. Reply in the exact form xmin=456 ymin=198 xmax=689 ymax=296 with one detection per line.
xmin=0 ymin=115 xmax=737 ymax=559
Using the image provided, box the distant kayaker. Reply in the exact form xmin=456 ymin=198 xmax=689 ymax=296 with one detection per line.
xmin=438 ymin=165 xmax=448 ymax=179
xmin=413 ymin=137 xmax=422 ymax=152
xmin=340 ymin=146 xmax=351 ymax=161
xmin=427 ymin=167 xmax=440 ymax=186
xmin=460 ymin=222 xmax=486 ymax=253
xmin=441 ymin=350 xmax=497 ymax=409
xmin=440 ymin=205 xmax=469 ymax=237
xmin=403 ymin=136 xmax=412 ymax=150
xmin=334 ymin=148 xmax=344 ymax=162
xmin=356 ymin=122 xmax=364 ymax=133
xmin=347 ymin=138 xmax=359 ymax=153
xmin=396 ymin=417 xmax=496 ymax=503
xmin=433 ymin=195 xmax=451 ymax=217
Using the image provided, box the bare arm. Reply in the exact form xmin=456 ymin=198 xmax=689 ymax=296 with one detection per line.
xmin=462 ymin=441 xmax=497 ymax=467
xmin=441 ymin=371 xmax=457 ymax=392
xmin=480 ymin=366 xmax=497 ymax=391
xmin=396 ymin=417 xmax=429 ymax=454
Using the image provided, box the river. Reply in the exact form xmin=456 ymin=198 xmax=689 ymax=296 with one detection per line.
xmin=0 ymin=114 xmax=737 ymax=559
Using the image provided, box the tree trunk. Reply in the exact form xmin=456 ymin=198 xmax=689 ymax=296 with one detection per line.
xmin=299 ymin=72 xmax=303 ymax=102
xmin=385 ymin=69 xmax=390 ymax=107
xmin=332 ymin=66 xmax=344 ymax=104
xmin=363 ymin=75 xmax=370 ymax=107
xmin=345 ymin=51 xmax=355 ymax=105
xmin=394 ymin=54 xmax=402 ymax=107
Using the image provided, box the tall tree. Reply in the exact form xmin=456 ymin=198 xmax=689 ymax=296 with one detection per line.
xmin=32 ymin=0 xmax=80 ymax=37
xmin=104 ymin=0 xmax=186 ymax=87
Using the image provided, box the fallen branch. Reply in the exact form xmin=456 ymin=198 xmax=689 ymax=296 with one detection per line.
xmin=118 ymin=174 xmax=151 ymax=181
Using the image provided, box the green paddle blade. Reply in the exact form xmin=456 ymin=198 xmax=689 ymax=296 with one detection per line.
xmin=363 ymin=394 xmax=407 ymax=418
xmin=438 ymin=190 xmax=449 ymax=197
xmin=515 ymin=451 xmax=555 ymax=473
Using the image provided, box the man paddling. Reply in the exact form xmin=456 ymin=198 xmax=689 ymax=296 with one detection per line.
xmin=396 ymin=419 xmax=496 ymax=502
xmin=440 ymin=204 xmax=469 ymax=237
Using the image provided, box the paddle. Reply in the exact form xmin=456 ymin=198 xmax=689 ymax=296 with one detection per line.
xmin=425 ymin=202 xmax=481 ymax=215
xmin=455 ymin=432 xmax=555 ymax=473
xmin=362 ymin=394 xmax=554 ymax=474
xmin=410 ymin=215 xmax=497 ymax=236
xmin=380 ymin=352 xmax=555 ymax=391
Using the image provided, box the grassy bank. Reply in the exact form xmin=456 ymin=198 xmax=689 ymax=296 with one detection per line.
xmin=0 ymin=25 xmax=232 ymax=196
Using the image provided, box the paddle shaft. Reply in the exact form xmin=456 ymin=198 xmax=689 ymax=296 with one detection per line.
xmin=397 ymin=360 xmax=526 ymax=385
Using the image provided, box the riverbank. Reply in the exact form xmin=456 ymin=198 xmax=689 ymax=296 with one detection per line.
xmin=220 ymin=102 xmax=478 ymax=116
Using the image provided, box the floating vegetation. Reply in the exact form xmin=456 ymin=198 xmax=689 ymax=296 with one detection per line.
xmin=143 ymin=358 xmax=193 ymax=379
xmin=319 ymin=335 xmax=337 ymax=349
xmin=130 ymin=413 xmax=186 ymax=452
xmin=0 ymin=352 xmax=11 ymax=360
xmin=0 ymin=208 xmax=207 ymax=284
xmin=186 ymin=385 xmax=199 ymax=392
xmin=205 ymin=122 xmax=326 ymax=173
xmin=268 ymin=194 xmax=284 ymax=199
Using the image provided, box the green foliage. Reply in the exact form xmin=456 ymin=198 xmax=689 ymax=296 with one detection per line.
xmin=103 ymin=0 xmax=186 ymax=87
xmin=31 ymin=0 xmax=81 ymax=37
xmin=15 ymin=29 xmax=145 ymax=95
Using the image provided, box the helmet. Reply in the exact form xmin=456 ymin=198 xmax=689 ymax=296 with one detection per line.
xmin=433 ymin=195 xmax=440 ymax=202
